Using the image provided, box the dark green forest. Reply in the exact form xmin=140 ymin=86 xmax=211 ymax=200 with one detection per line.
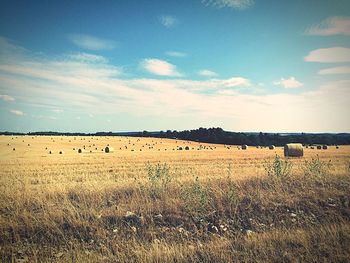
xmin=2 ymin=127 xmax=349 ymax=146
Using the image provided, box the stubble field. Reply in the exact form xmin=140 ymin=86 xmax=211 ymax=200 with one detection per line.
xmin=1 ymin=135 xmax=350 ymax=262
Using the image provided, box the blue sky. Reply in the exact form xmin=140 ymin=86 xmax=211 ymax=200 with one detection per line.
xmin=0 ymin=0 xmax=350 ymax=133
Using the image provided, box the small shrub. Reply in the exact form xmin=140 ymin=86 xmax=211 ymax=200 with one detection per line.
xmin=181 ymin=176 xmax=213 ymax=220
xmin=226 ymin=164 xmax=238 ymax=207
xmin=146 ymin=162 xmax=172 ymax=197
xmin=264 ymin=155 xmax=293 ymax=180
xmin=302 ymin=156 xmax=332 ymax=179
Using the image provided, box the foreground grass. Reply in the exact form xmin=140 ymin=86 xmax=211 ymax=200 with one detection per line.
xmin=1 ymin=156 xmax=350 ymax=262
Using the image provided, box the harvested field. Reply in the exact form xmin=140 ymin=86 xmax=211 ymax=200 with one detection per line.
xmin=0 ymin=135 xmax=350 ymax=262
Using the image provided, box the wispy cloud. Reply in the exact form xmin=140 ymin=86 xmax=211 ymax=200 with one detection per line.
xmin=273 ymin=77 xmax=303 ymax=89
xmin=67 ymin=52 xmax=108 ymax=63
xmin=159 ymin=15 xmax=178 ymax=28
xmin=0 ymin=94 xmax=15 ymax=101
xmin=10 ymin=109 xmax=24 ymax=116
xmin=202 ymin=0 xmax=254 ymax=10
xmin=1 ymin=37 xmax=350 ymax=132
xmin=318 ymin=66 xmax=350 ymax=75
xmin=69 ymin=34 xmax=116 ymax=50
xmin=198 ymin=69 xmax=218 ymax=77
xmin=140 ymin=58 xmax=182 ymax=77
xmin=166 ymin=51 xmax=187 ymax=57
xmin=52 ymin=109 xmax=64 ymax=113
xmin=306 ymin=16 xmax=350 ymax=36
xmin=304 ymin=47 xmax=350 ymax=63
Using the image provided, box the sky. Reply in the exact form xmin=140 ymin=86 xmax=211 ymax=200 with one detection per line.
xmin=0 ymin=0 xmax=350 ymax=133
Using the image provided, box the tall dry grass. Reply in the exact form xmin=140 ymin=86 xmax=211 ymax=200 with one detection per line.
xmin=0 ymin=136 xmax=349 ymax=262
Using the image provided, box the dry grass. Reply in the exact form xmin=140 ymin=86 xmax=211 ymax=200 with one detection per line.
xmin=0 ymin=135 xmax=350 ymax=262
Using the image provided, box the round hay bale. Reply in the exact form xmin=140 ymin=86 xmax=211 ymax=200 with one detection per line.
xmin=59 ymin=151 xmax=64 ymax=154
xmin=322 ymin=145 xmax=328 ymax=150
xmin=178 ymin=147 xmax=183 ymax=150
xmin=241 ymin=145 xmax=248 ymax=150
xmin=336 ymin=145 xmax=339 ymax=149
xmin=310 ymin=146 xmax=314 ymax=149
xmin=185 ymin=146 xmax=190 ymax=150
xmin=105 ymin=146 xmax=114 ymax=153
xmin=268 ymin=145 xmax=275 ymax=150
xmin=13 ymin=148 xmax=15 ymax=151
xmin=284 ymin=143 xmax=303 ymax=157
xmin=317 ymin=145 xmax=322 ymax=150
xmin=49 ymin=150 xmax=53 ymax=154
xmin=78 ymin=148 xmax=84 ymax=153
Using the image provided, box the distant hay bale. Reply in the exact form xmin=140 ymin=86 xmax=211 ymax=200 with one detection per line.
xmin=268 ymin=145 xmax=275 ymax=150
xmin=185 ymin=146 xmax=190 ymax=150
xmin=49 ymin=151 xmax=53 ymax=154
xmin=284 ymin=143 xmax=303 ymax=157
xmin=13 ymin=148 xmax=15 ymax=151
xmin=178 ymin=147 xmax=183 ymax=150
xmin=105 ymin=146 xmax=114 ymax=153
xmin=59 ymin=151 xmax=64 ymax=154
xmin=310 ymin=146 xmax=314 ymax=149
xmin=322 ymin=145 xmax=328 ymax=150
xmin=241 ymin=145 xmax=248 ymax=150
xmin=317 ymin=145 xmax=322 ymax=150
xmin=336 ymin=145 xmax=339 ymax=149
xmin=78 ymin=148 xmax=85 ymax=153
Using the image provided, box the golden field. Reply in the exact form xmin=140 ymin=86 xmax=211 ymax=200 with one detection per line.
xmin=0 ymin=135 xmax=350 ymax=262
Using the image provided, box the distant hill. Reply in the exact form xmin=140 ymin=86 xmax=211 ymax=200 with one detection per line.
xmin=1 ymin=127 xmax=350 ymax=146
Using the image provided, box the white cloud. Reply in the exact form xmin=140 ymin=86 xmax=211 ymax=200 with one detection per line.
xmin=32 ymin=115 xmax=57 ymax=120
xmin=69 ymin=34 xmax=116 ymax=50
xmin=1 ymin=37 xmax=350 ymax=132
xmin=166 ymin=51 xmax=187 ymax=57
xmin=198 ymin=69 xmax=218 ymax=77
xmin=0 ymin=94 xmax=15 ymax=101
xmin=76 ymin=116 xmax=81 ymax=120
xmin=52 ymin=109 xmax=63 ymax=113
xmin=318 ymin=66 xmax=350 ymax=75
xmin=306 ymin=17 xmax=350 ymax=36
xmin=140 ymin=58 xmax=182 ymax=77
xmin=159 ymin=15 xmax=178 ymax=28
xmin=67 ymin=52 xmax=108 ymax=63
xmin=202 ymin=0 xmax=254 ymax=10
xmin=273 ymin=77 xmax=303 ymax=89
xmin=215 ymin=77 xmax=251 ymax=87
xmin=304 ymin=47 xmax=350 ymax=63
xmin=10 ymin=109 xmax=24 ymax=116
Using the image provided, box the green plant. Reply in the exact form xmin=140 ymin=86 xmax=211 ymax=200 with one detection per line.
xmin=181 ymin=176 xmax=212 ymax=219
xmin=264 ymin=155 xmax=293 ymax=180
xmin=302 ymin=156 xmax=332 ymax=179
xmin=146 ymin=162 xmax=172 ymax=197
xmin=226 ymin=164 xmax=238 ymax=207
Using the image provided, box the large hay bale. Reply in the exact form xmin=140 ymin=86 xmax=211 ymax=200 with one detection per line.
xmin=241 ymin=145 xmax=248 ymax=150
xmin=322 ymin=145 xmax=328 ymax=150
xmin=317 ymin=145 xmax=322 ymax=150
xmin=78 ymin=148 xmax=85 ymax=153
xmin=105 ymin=146 xmax=114 ymax=153
xmin=59 ymin=151 xmax=64 ymax=154
xmin=284 ymin=143 xmax=303 ymax=157
xmin=268 ymin=145 xmax=275 ymax=150
xmin=185 ymin=146 xmax=190 ymax=150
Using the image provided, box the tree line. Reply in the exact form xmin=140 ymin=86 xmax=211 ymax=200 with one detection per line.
xmin=1 ymin=127 xmax=349 ymax=145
